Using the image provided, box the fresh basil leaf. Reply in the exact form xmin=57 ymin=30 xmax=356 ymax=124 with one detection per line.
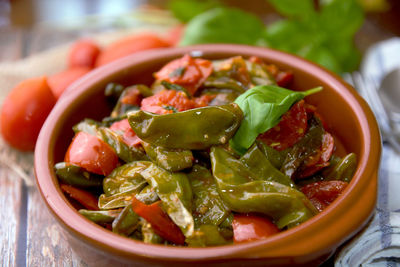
xmin=230 ymin=85 xmax=322 ymax=155
xmin=179 ymin=7 xmax=265 ymax=46
xmin=319 ymin=0 xmax=364 ymax=38
xmin=325 ymin=37 xmax=361 ymax=73
xmin=264 ymin=20 xmax=319 ymax=54
xmin=168 ymin=0 xmax=221 ymax=23
xmin=267 ymin=0 xmax=315 ymax=18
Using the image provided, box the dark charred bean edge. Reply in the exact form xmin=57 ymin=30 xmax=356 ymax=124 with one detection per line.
xmin=55 ymin=162 xmax=103 ymax=188
xmin=256 ymin=140 xmax=285 ymax=169
xmin=112 ymin=204 xmax=140 ymax=236
xmin=280 ymin=116 xmax=325 ymax=179
xmin=105 ymin=83 xmax=125 ymax=103
xmin=79 ymin=209 xmax=122 ymax=224
xmin=203 ymin=76 xmax=247 ymax=93
xmin=322 ymin=153 xmax=357 ymax=182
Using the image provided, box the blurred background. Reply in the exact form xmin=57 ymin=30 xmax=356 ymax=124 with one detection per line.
xmin=1 ymin=0 xmax=399 ymax=61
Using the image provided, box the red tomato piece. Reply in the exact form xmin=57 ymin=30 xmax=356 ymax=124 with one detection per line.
xmin=131 ymin=197 xmax=185 ymax=245
xmin=298 ymin=132 xmax=335 ymax=178
xmin=68 ymin=39 xmax=101 ymax=69
xmin=48 ymin=67 xmax=91 ymax=99
xmin=301 ymin=181 xmax=348 ymax=212
xmin=154 ymin=54 xmax=213 ymax=95
xmin=65 ymin=131 xmax=119 ymax=176
xmin=95 ymin=33 xmax=171 ymax=67
xmin=276 ymin=71 xmax=294 ymax=87
xmin=140 ymin=90 xmax=213 ymax=115
xmin=232 ymin=214 xmax=279 ymax=243
xmin=258 ymin=100 xmax=308 ymax=151
xmin=110 ymin=119 xmax=141 ymax=147
xmin=60 ymin=184 xmax=99 ymax=210
xmin=0 ymin=76 xmax=56 ymax=151
xmin=120 ymin=87 xmax=142 ymax=106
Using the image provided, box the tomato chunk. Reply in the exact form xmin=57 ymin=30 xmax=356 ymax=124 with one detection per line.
xmin=154 ymin=54 xmax=212 ymax=95
xmin=232 ymin=214 xmax=279 ymax=243
xmin=65 ymin=132 xmax=119 ymax=176
xmin=110 ymin=119 xmax=141 ymax=147
xmin=60 ymin=184 xmax=99 ymax=210
xmin=141 ymin=90 xmax=213 ymax=115
xmin=131 ymin=197 xmax=185 ymax=245
xmin=301 ymin=181 xmax=348 ymax=212
xmin=258 ymin=100 xmax=308 ymax=151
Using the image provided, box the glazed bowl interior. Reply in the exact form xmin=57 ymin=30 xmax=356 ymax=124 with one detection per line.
xmin=35 ymin=44 xmax=380 ymax=264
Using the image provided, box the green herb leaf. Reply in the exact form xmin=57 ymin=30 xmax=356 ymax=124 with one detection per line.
xmin=168 ymin=0 xmax=221 ymax=23
xmin=230 ymin=85 xmax=322 ymax=155
xmin=267 ymin=0 xmax=315 ymax=18
xmin=161 ymin=80 xmax=192 ymax=98
xmin=179 ymin=7 xmax=265 ymax=46
xmin=319 ymin=0 xmax=364 ymax=38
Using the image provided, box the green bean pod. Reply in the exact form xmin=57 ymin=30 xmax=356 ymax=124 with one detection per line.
xmin=210 ymin=146 xmax=317 ymax=229
xmin=128 ymin=103 xmax=243 ymax=150
xmin=112 ymin=204 xmax=140 ymax=236
xmin=140 ymin=163 xmax=194 ymax=237
xmin=142 ymin=142 xmax=194 ymax=172
xmin=79 ymin=209 xmax=121 ymax=224
xmin=55 ymin=162 xmax=103 ymax=188
xmin=188 ymin=165 xmax=230 ymax=227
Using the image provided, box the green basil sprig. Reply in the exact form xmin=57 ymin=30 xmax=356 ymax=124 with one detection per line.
xmin=229 ymin=85 xmax=322 ymax=155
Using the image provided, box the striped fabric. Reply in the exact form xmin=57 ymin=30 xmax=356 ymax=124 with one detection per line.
xmin=336 ymin=38 xmax=400 ymax=266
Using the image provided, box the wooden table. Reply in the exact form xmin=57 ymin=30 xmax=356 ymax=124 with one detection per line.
xmin=0 ymin=3 xmax=398 ymax=266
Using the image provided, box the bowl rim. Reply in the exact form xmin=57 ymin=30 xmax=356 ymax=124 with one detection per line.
xmin=34 ymin=44 xmax=381 ymax=261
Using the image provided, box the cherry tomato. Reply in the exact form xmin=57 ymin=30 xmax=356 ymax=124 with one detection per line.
xmin=154 ymin=54 xmax=213 ymax=95
xmin=0 ymin=76 xmax=56 ymax=151
xmin=140 ymin=89 xmax=214 ymax=115
xmin=109 ymin=119 xmax=141 ymax=147
xmin=48 ymin=67 xmax=91 ymax=99
xmin=301 ymin=181 xmax=348 ymax=212
xmin=232 ymin=214 xmax=279 ymax=243
xmin=258 ymin=100 xmax=308 ymax=151
xmin=60 ymin=184 xmax=99 ymax=210
xmin=131 ymin=197 xmax=185 ymax=245
xmin=298 ymin=132 xmax=335 ymax=178
xmin=68 ymin=39 xmax=101 ymax=69
xmin=95 ymin=33 xmax=171 ymax=67
xmin=64 ymin=131 xmax=119 ymax=176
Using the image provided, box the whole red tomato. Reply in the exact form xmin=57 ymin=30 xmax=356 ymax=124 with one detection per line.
xmin=0 ymin=77 xmax=56 ymax=151
xmin=68 ymin=39 xmax=101 ymax=69
xmin=95 ymin=33 xmax=171 ymax=67
xmin=48 ymin=67 xmax=91 ymax=99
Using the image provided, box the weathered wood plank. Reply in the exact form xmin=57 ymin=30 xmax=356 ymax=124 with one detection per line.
xmin=0 ymin=165 xmax=22 ymax=266
xmin=26 ymin=185 xmax=88 ymax=267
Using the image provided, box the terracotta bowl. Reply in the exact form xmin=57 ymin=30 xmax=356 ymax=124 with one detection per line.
xmin=34 ymin=44 xmax=381 ymax=266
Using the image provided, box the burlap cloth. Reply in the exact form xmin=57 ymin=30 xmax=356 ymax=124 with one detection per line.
xmin=0 ymin=10 xmax=178 ymax=186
